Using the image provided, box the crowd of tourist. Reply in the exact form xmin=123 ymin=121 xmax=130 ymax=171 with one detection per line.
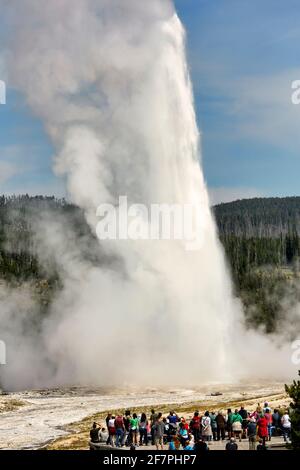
xmin=89 ymin=402 xmax=292 ymax=451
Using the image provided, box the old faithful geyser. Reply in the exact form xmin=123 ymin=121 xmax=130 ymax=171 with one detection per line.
xmin=2 ymin=0 xmax=294 ymax=390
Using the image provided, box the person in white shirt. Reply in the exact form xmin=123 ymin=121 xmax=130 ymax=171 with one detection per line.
xmin=281 ymin=412 xmax=291 ymax=442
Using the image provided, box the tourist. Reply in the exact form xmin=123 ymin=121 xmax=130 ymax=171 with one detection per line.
xmin=139 ymin=412 xmax=148 ymax=446
xmin=173 ymin=435 xmax=181 ymax=450
xmin=263 ymin=402 xmax=272 ymax=413
xmin=278 ymin=405 xmax=285 ymax=418
xmin=105 ymin=413 xmax=112 ymax=444
xmin=129 ymin=413 xmax=139 ymax=446
xmin=180 ymin=417 xmax=189 ymax=431
xmin=122 ymin=409 xmax=131 ymax=446
xmin=264 ymin=408 xmax=273 ymax=440
xmin=210 ymin=411 xmax=218 ymax=441
xmin=194 ymin=438 xmax=209 ymax=451
xmin=90 ymin=422 xmax=100 ymax=443
xmin=231 ymin=409 xmax=243 ymax=442
xmin=189 ymin=433 xmax=195 ymax=448
xmin=190 ymin=411 xmax=201 ymax=441
xmin=184 ymin=440 xmax=194 ymax=450
xmin=227 ymin=408 xmax=233 ymax=438
xmin=256 ymin=403 xmax=262 ymax=414
xmin=178 ymin=422 xmax=189 ymax=447
xmin=225 ymin=437 xmax=238 ymax=450
xmin=168 ymin=410 xmax=179 ymax=430
xmin=256 ymin=439 xmax=268 ymax=451
xmin=247 ymin=417 xmax=257 ymax=450
xmin=168 ymin=436 xmax=176 ymax=450
xmin=239 ymin=406 xmax=248 ymax=438
xmin=257 ymin=413 xmax=268 ymax=446
xmin=99 ymin=427 xmax=109 ymax=443
xmin=232 ymin=420 xmax=243 ymax=442
xmin=153 ymin=413 xmax=165 ymax=450
xmin=281 ymin=411 xmax=291 ymax=442
xmin=272 ymin=409 xmax=281 ymax=436
xmin=150 ymin=409 xmax=158 ymax=445
xmin=108 ymin=415 xmax=116 ymax=447
xmin=114 ymin=414 xmax=125 ymax=447
xmin=201 ymin=411 xmax=212 ymax=441
xmin=216 ymin=411 xmax=226 ymax=441
xmin=163 ymin=417 xmax=170 ymax=443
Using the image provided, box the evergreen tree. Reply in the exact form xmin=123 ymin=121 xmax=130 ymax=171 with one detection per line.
xmin=285 ymin=370 xmax=300 ymax=450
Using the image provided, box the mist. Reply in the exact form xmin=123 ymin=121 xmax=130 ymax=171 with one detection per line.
xmin=0 ymin=0 xmax=298 ymax=390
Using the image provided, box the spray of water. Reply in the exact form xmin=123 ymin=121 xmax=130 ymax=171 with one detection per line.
xmin=1 ymin=0 xmax=297 ymax=390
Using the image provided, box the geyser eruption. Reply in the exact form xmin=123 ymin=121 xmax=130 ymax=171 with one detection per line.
xmin=1 ymin=0 xmax=296 ymax=389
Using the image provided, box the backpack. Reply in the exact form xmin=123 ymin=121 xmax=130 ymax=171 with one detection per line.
xmin=191 ymin=417 xmax=200 ymax=430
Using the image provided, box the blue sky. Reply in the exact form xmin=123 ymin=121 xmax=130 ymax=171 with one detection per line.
xmin=1 ymin=0 xmax=300 ymax=204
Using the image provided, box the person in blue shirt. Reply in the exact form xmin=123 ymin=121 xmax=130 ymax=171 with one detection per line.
xmin=168 ymin=411 xmax=179 ymax=427
xmin=184 ymin=440 xmax=194 ymax=450
xmin=169 ymin=438 xmax=176 ymax=450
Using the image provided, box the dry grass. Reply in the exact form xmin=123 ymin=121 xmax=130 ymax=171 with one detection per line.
xmin=0 ymin=398 xmax=26 ymax=413
xmin=46 ymin=391 xmax=290 ymax=450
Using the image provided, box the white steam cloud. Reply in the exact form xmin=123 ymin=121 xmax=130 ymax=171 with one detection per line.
xmin=0 ymin=0 xmax=298 ymax=390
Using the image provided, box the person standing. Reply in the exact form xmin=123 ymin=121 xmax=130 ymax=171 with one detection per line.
xmin=281 ymin=411 xmax=291 ymax=442
xmin=150 ymin=409 xmax=158 ymax=446
xmin=105 ymin=413 xmax=112 ymax=445
xmin=247 ymin=417 xmax=257 ymax=450
xmin=201 ymin=411 xmax=212 ymax=442
xmin=263 ymin=402 xmax=272 ymax=413
xmin=231 ymin=409 xmax=243 ymax=442
xmin=122 ymin=410 xmax=131 ymax=446
xmin=108 ymin=415 xmax=116 ymax=447
xmin=129 ymin=413 xmax=139 ymax=446
xmin=227 ymin=409 xmax=233 ymax=438
xmin=153 ymin=413 xmax=165 ymax=450
xmin=139 ymin=413 xmax=148 ymax=446
xmin=272 ymin=409 xmax=281 ymax=436
xmin=239 ymin=406 xmax=248 ymax=438
xmin=114 ymin=414 xmax=125 ymax=447
xmin=216 ymin=411 xmax=226 ymax=441
xmin=257 ymin=414 xmax=268 ymax=446
xmin=210 ymin=411 xmax=218 ymax=441
xmin=256 ymin=403 xmax=262 ymax=414
xmin=264 ymin=408 xmax=273 ymax=441
xmin=190 ymin=411 xmax=201 ymax=442
xmin=168 ymin=411 xmax=179 ymax=430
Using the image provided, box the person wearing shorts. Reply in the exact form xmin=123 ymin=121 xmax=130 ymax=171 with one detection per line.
xmin=153 ymin=413 xmax=164 ymax=450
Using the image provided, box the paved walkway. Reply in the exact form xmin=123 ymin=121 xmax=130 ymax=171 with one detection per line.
xmin=128 ymin=436 xmax=287 ymax=451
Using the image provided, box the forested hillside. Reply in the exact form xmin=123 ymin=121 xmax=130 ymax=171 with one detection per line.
xmin=214 ymin=197 xmax=300 ymax=276
xmin=215 ymin=197 xmax=300 ymax=237
xmin=0 ymin=195 xmax=97 ymax=311
xmin=214 ymin=197 xmax=300 ymax=332
xmin=1 ymin=195 xmax=300 ymax=334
